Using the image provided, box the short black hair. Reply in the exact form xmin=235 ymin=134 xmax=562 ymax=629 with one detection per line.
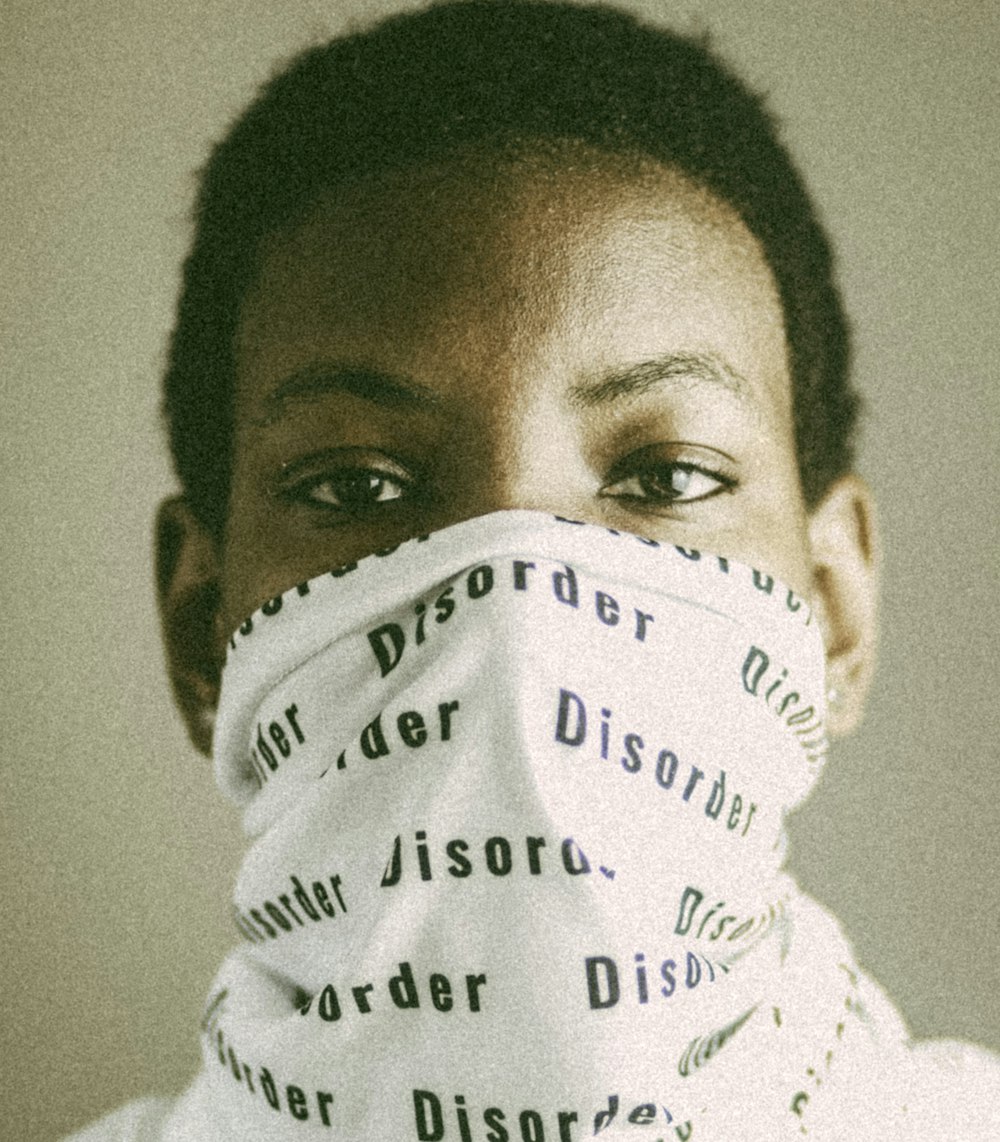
xmin=165 ymin=0 xmax=858 ymax=534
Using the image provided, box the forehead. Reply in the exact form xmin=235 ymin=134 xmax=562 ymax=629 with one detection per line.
xmin=236 ymin=145 xmax=790 ymax=420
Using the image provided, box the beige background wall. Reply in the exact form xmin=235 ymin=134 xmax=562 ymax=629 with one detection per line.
xmin=3 ymin=1 xmax=997 ymax=1138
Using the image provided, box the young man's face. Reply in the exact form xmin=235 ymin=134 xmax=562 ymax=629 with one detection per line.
xmin=159 ymin=147 xmax=878 ymax=748
xmin=225 ymin=151 xmax=810 ymax=628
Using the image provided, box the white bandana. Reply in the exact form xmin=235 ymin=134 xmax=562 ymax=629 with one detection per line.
xmin=103 ymin=512 xmax=997 ymax=1142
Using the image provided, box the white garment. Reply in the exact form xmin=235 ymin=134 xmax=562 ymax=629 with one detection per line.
xmin=66 ymin=513 xmax=999 ymax=1140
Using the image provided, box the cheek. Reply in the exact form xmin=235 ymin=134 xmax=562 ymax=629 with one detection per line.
xmin=218 ymin=439 xmax=298 ymax=633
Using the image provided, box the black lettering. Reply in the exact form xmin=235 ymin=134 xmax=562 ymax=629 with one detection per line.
xmin=234 ymin=911 xmax=263 ymax=943
xmin=467 ymin=564 xmax=494 ymax=599
xmin=635 ymin=953 xmax=648 ymax=1004
xmin=585 ymin=956 xmax=619 ymax=1009
xmin=413 ymin=1090 xmax=444 ymax=1141
xmin=398 ymin=710 xmax=428 ymax=748
xmin=752 ymin=570 xmax=774 ymax=594
xmin=557 ymin=1110 xmax=578 ymax=1142
xmin=485 ymin=836 xmax=513 ymax=876
xmin=526 ymin=836 xmax=546 ymax=874
xmin=633 ymin=609 xmax=654 ymax=641
xmin=380 ymin=835 xmax=402 ymax=887
xmin=260 ymin=1067 xmax=279 ymax=1110
xmin=270 ymin=722 xmax=290 ymax=758
xmin=655 ymin=749 xmax=678 ymax=789
xmin=561 ymin=838 xmax=590 ymax=875
xmin=314 ymin=881 xmax=335 ymax=916
xmin=368 ymin=623 xmax=405 ymax=677
xmin=389 ymin=961 xmax=420 ymax=1009
xmin=446 ymin=839 xmax=472 ymax=877
xmin=741 ymin=646 xmax=769 ymax=694
xmin=705 ymin=770 xmax=726 ymax=819
xmin=329 ymin=874 xmax=347 ymax=912
xmin=555 ymin=689 xmax=586 ymax=746
xmin=513 ymin=560 xmax=536 ymax=590
xmin=456 ymin=1095 xmax=473 ymax=1142
xmin=318 ymin=984 xmax=341 ymax=1022
xmin=787 ymin=704 xmax=816 ymax=726
xmin=552 ymin=564 xmax=579 ymax=608
xmin=416 ymin=830 xmax=432 ymax=881
xmin=434 ymin=586 xmax=456 ymax=624
xmin=292 ymin=877 xmax=320 ymax=921
xmin=628 ymin=1105 xmax=656 ymax=1125
xmin=620 ymin=733 xmax=643 ymax=773
xmin=286 ymin=1084 xmax=308 ymax=1121
xmin=429 ymin=973 xmax=453 ymax=1012
xmin=278 ymin=894 xmax=302 ymax=926
xmin=485 ymin=1107 xmax=509 ymax=1142
xmin=256 ymin=724 xmax=277 ymax=772
xmin=727 ymin=795 xmax=743 ymax=831
xmin=681 ymin=767 xmax=705 ymax=802
xmin=776 ymin=691 xmax=801 ymax=716
xmin=438 ymin=700 xmax=460 ymax=741
xmin=519 ymin=1110 xmax=544 ymax=1142
xmin=285 ymin=704 xmax=305 ymax=743
xmin=360 ymin=714 xmax=390 ymax=759
xmin=465 ymin=973 xmax=487 ymax=1011
xmin=352 ymin=983 xmax=374 ymax=1013
xmin=595 ymin=591 xmax=620 ymax=626
xmin=249 ymin=909 xmax=277 ymax=939
xmin=317 ymin=1090 xmax=334 ymax=1127
xmin=593 ymin=1095 xmax=619 ymax=1133
xmin=675 ymin=886 xmax=703 ymax=936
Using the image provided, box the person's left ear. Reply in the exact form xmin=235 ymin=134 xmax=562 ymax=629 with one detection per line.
xmin=806 ymin=474 xmax=881 ymax=737
xmin=155 ymin=496 xmax=224 ymax=756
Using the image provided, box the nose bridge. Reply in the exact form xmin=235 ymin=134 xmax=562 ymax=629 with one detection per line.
xmin=453 ymin=377 xmax=586 ymax=519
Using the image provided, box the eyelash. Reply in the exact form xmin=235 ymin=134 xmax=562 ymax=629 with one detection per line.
xmin=599 ymin=454 xmax=737 ymax=509
xmin=278 ymin=446 xmax=737 ymax=519
xmin=278 ymin=458 xmax=418 ymax=520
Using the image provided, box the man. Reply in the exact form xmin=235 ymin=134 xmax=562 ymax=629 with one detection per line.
xmin=69 ymin=2 xmax=999 ymax=1137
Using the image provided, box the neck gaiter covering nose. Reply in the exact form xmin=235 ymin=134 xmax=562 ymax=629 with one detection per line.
xmin=161 ymin=512 xmax=954 ymax=1141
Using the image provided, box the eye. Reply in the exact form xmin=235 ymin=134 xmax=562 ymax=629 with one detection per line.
xmin=304 ymin=469 xmax=406 ymax=509
xmin=600 ymin=445 xmax=737 ymax=509
xmin=276 ymin=450 xmax=417 ymax=519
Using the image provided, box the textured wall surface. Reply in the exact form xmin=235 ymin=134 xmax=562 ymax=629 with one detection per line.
xmin=2 ymin=1 xmax=997 ymax=1138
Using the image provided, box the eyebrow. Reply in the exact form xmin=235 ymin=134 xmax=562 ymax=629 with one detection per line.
xmin=253 ymin=351 xmax=750 ymax=426
xmin=257 ymin=362 xmax=443 ymax=423
xmin=567 ymin=352 xmax=751 ymax=409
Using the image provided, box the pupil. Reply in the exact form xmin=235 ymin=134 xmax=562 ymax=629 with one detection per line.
xmin=642 ymin=466 xmax=690 ymax=497
xmin=341 ymin=473 xmax=384 ymax=502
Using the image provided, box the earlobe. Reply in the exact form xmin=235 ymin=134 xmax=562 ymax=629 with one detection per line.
xmin=806 ymin=474 xmax=881 ymax=738
xmin=155 ymin=496 xmax=224 ymax=756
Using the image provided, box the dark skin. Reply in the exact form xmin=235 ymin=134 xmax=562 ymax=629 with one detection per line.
xmin=157 ymin=147 xmax=879 ymax=754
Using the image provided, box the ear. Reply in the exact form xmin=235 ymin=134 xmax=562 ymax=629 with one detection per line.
xmin=155 ymin=496 xmax=224 ymax=756
xmin=806 ymin=474 xmax=881 ymax=737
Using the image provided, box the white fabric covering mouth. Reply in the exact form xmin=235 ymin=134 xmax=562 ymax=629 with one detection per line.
xmin=65 ymin=511 xmax=1000 ymax=1141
